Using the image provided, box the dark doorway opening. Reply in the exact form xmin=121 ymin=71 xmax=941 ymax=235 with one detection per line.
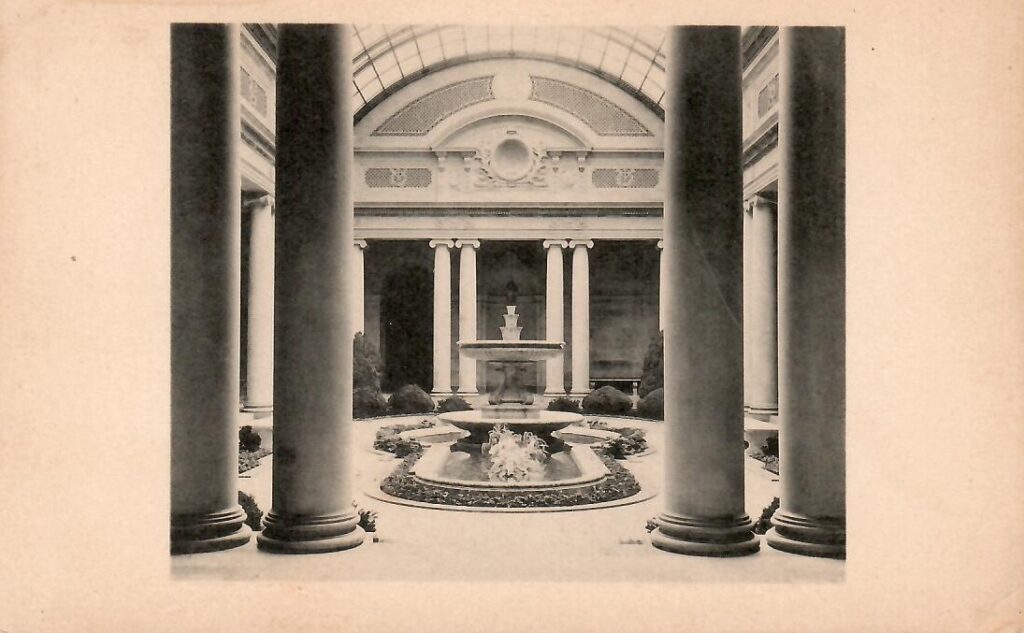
xmin=381 ymin=265 xmax=433 ymax=392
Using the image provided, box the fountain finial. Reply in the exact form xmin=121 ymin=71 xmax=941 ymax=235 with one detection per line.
xmin=500 ymin=305 xmax=523 ymax=341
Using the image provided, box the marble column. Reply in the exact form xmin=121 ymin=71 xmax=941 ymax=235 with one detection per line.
xmin=352 ymin=239 xmax=367 ymax=336
xmin=430 ymin=239 xmax=455 ymax=395
xmin=243 ymin=194 xmax=275 ymax=413
xmin=543 ymin=239 xmax=568 ymax=396
xmin=569 ymin=239 xmax=593 ymax=397
xmin=170 ymin=23 xmax=250 ymax=554
xmin=651 ymin=26 xmax=758 ymax=557
xmin=767 ymin=27 xmax=846 ymax=560
xmin=657 ymin=240 xmax=666 ymax=331
xmin=257 ymin=24 xmax=364 ymax=554
xmin=456 ymin=239 xmax=480 ymax=395
xmin=744 ymin=194 xmax=779 ymax=417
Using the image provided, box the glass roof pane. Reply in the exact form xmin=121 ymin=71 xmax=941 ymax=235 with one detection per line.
xmin=352 ymin=25 xmax=667 ymax=118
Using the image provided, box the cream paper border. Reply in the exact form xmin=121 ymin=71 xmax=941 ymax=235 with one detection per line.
xmin=1 ymin=1 xmax=1022 ymax=632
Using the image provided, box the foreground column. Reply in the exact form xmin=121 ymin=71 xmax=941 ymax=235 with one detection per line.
xmin=258 ymin=24 xmax=363 ymax=554
xmin=543 ymin=239 xmax=568 ymax=396
xmin=430 ymin=239 xmax=455 ymax=395
xmin=767 ymin=27 xmax=846 ymax=559
xmin=569 ymin=239 xmax=593 ymax=397
xmin=652 ymin=26 xmax=758 ymax=557
xmin=456 ymin=239 xmax=480 ymax=395
xmin=170 ymin=24 xmax=250 ymax=554
xmin=352 ymin=239 xmax=367 ymax=335
xmin=243 ymin=194 xmax=275 ymax=412
xmin=744 ymin=194 xmax=779 ymax=417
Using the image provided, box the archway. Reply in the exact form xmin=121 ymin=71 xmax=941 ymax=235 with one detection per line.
xmin=380 ymin=264 xmax=433 ymax=392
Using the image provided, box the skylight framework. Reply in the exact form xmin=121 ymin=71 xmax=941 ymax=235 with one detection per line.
xmin=351 ymin=25 xmax=667 ymax=120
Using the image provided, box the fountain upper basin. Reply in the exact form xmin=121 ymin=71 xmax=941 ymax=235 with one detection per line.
xmin=458 ymin=340 xmax=564 ymax=362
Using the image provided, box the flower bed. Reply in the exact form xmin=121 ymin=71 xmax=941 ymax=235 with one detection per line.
xmin=372 ymin=419 xmax=436 ymax=457
xmin=238 ymin=447 xmax=272 ymax=474
xmin=379 ymin=449 xmax=641 ymax=508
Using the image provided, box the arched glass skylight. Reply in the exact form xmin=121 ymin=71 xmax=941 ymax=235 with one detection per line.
xmin=351 ymin=25 xmax=667 ymax=120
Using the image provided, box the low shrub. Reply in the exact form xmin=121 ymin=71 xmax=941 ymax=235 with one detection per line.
xmin=546 ymin=396 xmax=583 ymax=413
xmin=601 ymin=427 xmax=648 ymax=459
xmin=373 ymin=419 xmax=434 ymax=457
xmin=238 ymin=491 xmax=262 ymax=532
xmin=582 ymin=385 xmax=633 ymax=415
xmin=436 ymin=395 xmax=472 ymax=413
xmin=238 ymin=425 xmax=262 ymax=452
xmin=356 ymin=505 xmax=378 ymax=533
xmin=353 ymin=333 xmax=384 ymax=391
xmin=387 ymin=384 xmax=436 ymax=414
xmin=752 ymin=497 xmax=780 ymax=535
xmin=353 ymin=386 xmax=388 ymax=418
xmin=638 ymin=331 xmax=664 ymax=398
xmin=636 ymin=387 xmax=664 ymax=420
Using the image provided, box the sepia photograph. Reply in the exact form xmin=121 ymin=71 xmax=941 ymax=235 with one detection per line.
xmin=2 ymin=2 xmax=1022 ymax=631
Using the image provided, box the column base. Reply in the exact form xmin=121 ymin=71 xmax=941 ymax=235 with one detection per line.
xmin=766 ymin=511 xmax=845 ymax=559
xmin=257 ymin=510 xmax=365 ymax=554
xmin=569 ymin=390 xmax=590 ymax=399
xmin=431 ymin=390 xmax=454 ymax=399
xmin=744 ymin=404 xmax=779 ymax=417
xmin=543 ymin=390 xmax=568 ymax=398
xmin=456 ymin=389 xmax=480 ymax=397
xmin=651 ymin=512 xmax=760 ymax=557
xmin=241 ymin=403 xmax=273 ymax=414
xmin=171 ymin=506 xmax=252 ymax=555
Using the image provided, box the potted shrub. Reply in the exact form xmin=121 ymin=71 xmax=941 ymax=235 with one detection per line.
xmin=387 ymin=384 xmax=436 ymax=414
xmin=582 ymin=385 xmax=633 ymax=415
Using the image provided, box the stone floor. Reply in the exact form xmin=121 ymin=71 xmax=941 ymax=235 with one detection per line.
xmin=172 ymin=412 xmax=843 ymax=583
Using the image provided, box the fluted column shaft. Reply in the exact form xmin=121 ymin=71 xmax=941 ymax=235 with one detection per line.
xmin=652 ymin=26 xmax=758 ymax=557
xmin=353 ymin=239 xmax=367 ymax=336
xmin=430 ymin=239 xmax=455 ymax=395
xmin=744 ymin=195 xmax=779 ymax=417
xmin=170 ymin=23 xmax=250 ymax=554
xmin=569 ymin=240 xmax=593 ymax=397
xmin=457 ymin=239 xmax=480 ymax=395
xmin=767 ymin=27 xmax=846 ymax=560
xmin=243 ymin=194 xmax=275 ymax=412
xmin=543 ymin=240 xmax=568 ymax=395
xmin=257 ymin=24 xmax=363 ymax=554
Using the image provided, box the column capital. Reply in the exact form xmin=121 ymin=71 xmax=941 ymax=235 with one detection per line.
xmin=568 ymin=239 xmax=594 ymax=249
xmin=244 ymin=193 xmax=276 ymax=213
xmin=429 ymin=239 xmax=455 ymax=249
xmin=657 ymin=240 xmax=664 ymax=250
xmin=543 ymin=239 xmax=569 ymax=250
xmin=354 ymin=239 xmax=368 ymax=250
xmin=455 ymin=239 xmax=481 ymax=250
xmin=745 ymin=193 xmax=777 ymax=212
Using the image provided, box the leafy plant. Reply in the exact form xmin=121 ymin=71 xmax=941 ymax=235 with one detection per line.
xmin=436 ymin=395 xmax=472 ymax=413
xmin=238 ymin=425 xmax=262 ymax=452
xmin=238 ymin=491 xmax=262 ymax=532
xmin=761 ymin=435 xmax=779 ymax=458
xmin=387 ymin=384 xmax=436 ymax=414
xmin=636 ymin=387 xmax=664 ymax=420
xmin=484 ymin=424 xmax=548 ymax=482
xmin=602 ymin=428 xmax=648 ymax=459
xmin=546 ymin=396 xmax=583 ymax=413
xmin=645 ymin=517 xmax=660 ymax=533
xmin=354 ymin=386 xmax=388 ymax=418
xmin=373 ymin=419 xmax=435 ymax=456
xmin=353 ymin=333 xmax=387 ymax=418
xmin=638 ymin=331 xmax=664 ymax=398
xmin=753 ymin=497 xmax=780 ymax=534
xmin=356 ymin=506 xmax=378 ymax=533
xmin=582 ymin=385 xmax=633 ymax=415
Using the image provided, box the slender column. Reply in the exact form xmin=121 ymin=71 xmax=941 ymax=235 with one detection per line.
xmin=744 ymin=194 xmax=779 ymax=417
xmin=257 ymin=24 xmax=363 ymax=554
xmin=170 ymin=23 xmax=250 ymax=554
xmin=352 ymin=239 xmax=367 ymax=335
xmin=767 ymin=27 xmax=846 ymax=559
xmin=456 ymin=239 xmax=480 ymax=395
xmin=651 ymin=26 xmax=758 ymax=557
xmin=243 ymin=194 xmax=275 ymax=412
xmin=430 ymin=239 xmax=455 ymax=395
xmin=569 ymin=239 xmax=593 ymax=397
xmin=543 ymin=239 xmax=568 ymax=396
xmin=657 ymin=240 xmax=666 ymax=331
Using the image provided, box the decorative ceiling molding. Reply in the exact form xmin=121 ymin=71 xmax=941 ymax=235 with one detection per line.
xmin=371 ymin=76 xmax=495 ymax=136
xmin=528 ymin=76 xmax=652 ymax=137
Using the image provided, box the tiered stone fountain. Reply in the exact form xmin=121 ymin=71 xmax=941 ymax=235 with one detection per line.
xmin=405 ymin=306 xmax=610 ymax=492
